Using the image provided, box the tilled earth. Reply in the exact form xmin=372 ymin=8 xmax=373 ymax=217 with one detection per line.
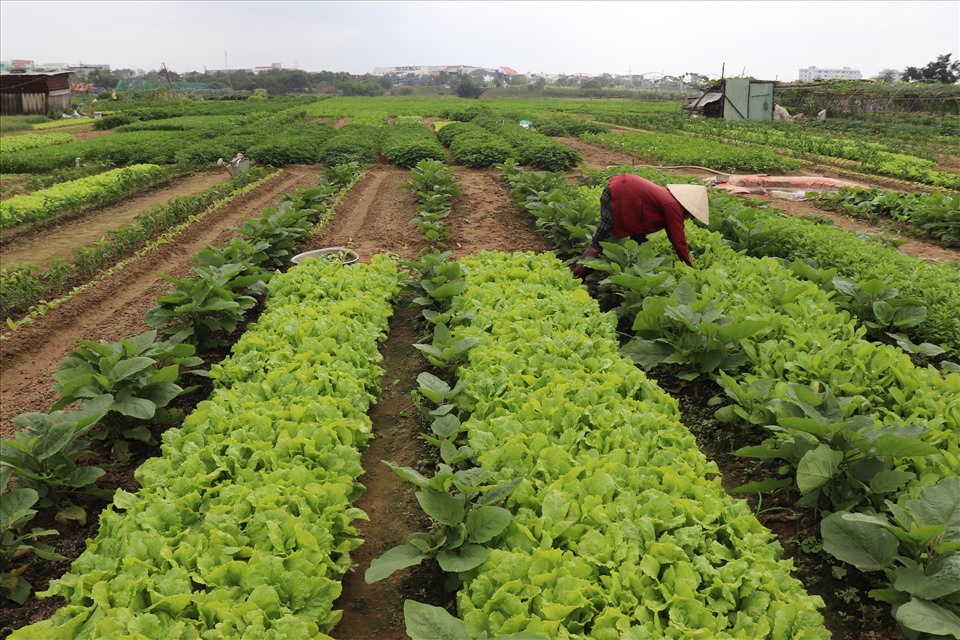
xmin=1 ymin=136 xmax=953 ymax=638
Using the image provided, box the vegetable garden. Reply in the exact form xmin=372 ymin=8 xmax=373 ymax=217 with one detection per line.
xmin=0 ymin=94 xmax=957 ymax=640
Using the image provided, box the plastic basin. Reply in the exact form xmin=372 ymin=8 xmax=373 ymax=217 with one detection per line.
xmin=290 ymin=247 xmax=359 ymax=265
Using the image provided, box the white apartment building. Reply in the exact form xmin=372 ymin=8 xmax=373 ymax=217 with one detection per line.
xmin=799 ymin=66 xmax=862 ymax=81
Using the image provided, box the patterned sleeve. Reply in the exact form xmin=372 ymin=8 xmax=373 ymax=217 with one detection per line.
xmin=591 ymin=185 xmax=615 ymax=249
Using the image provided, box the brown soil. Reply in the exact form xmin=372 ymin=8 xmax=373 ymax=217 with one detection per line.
xmin=66 ymin=126 xmax=112 ymax=142
xmin=0 ymin=135 xmax=923 ymax=639
xmin=0 ymin=165 xmax=320 ymax=437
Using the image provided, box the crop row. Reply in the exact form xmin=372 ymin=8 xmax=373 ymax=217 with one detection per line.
xmin=0 ymin=132 xmax=76 ymax=154
xmin=792 ymin=114 xmax=955 ymax=162
xmin=94 ymin=95 xmax=318 ymax=124
xmin=598 ymin=112 xmax=960 ymax=190
xmin=704 ymin=186 xmax=960 ymax=357
xmin=616 ymin=228 xmax=960 ymax=638
xmin=0 ymin=166 xmax=273 ymax=322
xmin=0 ymin=109 xmax=333 ymax=174
xmin=0 ymin=164 xmax=171 ymax=229
xmin=580 ymin=130 xmax=799 ymax=174
xmin=405 ymin=158 xmax=461 ymax=252
xmin=10 ymin=255 xmax=402 ymax=639
xmin=436 ymin=119 xmax=581 ymax=171
xmin=812 ymin=187 xmax=960 ymax=247
xmin=394 ymin=250 xmax=829 ymax=638
xmin=471 ymin=114 xmax=582 ymax=171
xmin=499 ymin=166 xmax=960 ymax=636
xmin=381 ymin=117 xmax=447 ymax=167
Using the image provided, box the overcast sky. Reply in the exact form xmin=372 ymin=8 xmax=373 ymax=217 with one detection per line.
xmin=1 ymin=1 xmax=957 ymax=81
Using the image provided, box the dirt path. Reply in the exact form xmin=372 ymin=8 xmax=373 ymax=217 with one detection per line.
xmin=306 ymin=165 xmax=425 ymax=262
xmin=0 ymin=165 xmax=320 ymax=436
xmin=447 ymin=168 xmax=553 ymax=260
xmin=333 ymin=303 xmax=439 ymax=640
xmin=1 ymin=170 xmax=232 ymax=268
xmin=305 ymin=163 xmax=553 ymax=639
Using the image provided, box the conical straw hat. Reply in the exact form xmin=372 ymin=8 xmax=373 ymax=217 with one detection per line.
xmin=666 ymin=184 xmax=710 ymax=225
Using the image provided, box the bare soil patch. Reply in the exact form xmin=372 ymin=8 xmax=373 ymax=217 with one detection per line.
xmin=306 ymin=165 xmax=426 ymax=262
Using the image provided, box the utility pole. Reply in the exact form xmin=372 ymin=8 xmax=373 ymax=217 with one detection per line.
xmin=161 ymin=62 xmax=176 ymax=98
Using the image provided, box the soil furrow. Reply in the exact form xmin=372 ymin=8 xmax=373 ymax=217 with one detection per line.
xmin=0 ymin=165 xmax=319 ymax=434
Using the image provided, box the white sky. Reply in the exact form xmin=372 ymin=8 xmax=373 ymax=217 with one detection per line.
xmin=1 ymin=1 xmax=958 ymax=81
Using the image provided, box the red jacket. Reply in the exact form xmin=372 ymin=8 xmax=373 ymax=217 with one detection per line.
xmin=609 ymin=174 xmax=691 ymax=266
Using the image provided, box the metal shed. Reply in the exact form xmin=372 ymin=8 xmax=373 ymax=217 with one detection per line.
xmin=0 ymin=72 xmax=72 ymax=116
xmin=684 ymin=78 xmax=775 ymax=121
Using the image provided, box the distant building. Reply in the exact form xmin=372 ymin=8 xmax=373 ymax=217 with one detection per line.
xmin=70 ymin=63 xmax=112 ymax=77
xmin=1 ymin=60 xmax=110 ymax=76
xmin=253 ymin=63 xmax=283 ymax=74
xmin=799 ymin=66 xmax=862 ymax=81
xmin=370 ymin=65 xmax=447 ymax=77
xmin=0 ymin=71 xmax=72 ymax=116
xmin=370 ymin=65 xmax=519 ymax=82
xmin=0 ymin=59 xmax=35 ymax=72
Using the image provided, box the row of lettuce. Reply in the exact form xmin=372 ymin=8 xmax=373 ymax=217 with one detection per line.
xmin=498 ymin=163 xmax=959 ymax=637
xmin=0 ymin=164 xmax=366 ymax=609
xmin=8 ymin=255 xmax=403 ymax=639
xmin=2 ymin=164 xmax=173 ymax=230
xmin=375 ymin=248 xmax=830 ymax=638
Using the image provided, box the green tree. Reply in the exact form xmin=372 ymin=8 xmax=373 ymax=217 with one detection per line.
xmin=453 ymin=76 xmax=485 ymax=99
xmin=336 ymin=79 xmax=385 ymax=96
xmin=87 ymin=68 xmax=124 ymax=89
xmin=874 ymin=69 xmax=899 ymax=83
xmin=903 ymin=53 xmax=960 ymax=84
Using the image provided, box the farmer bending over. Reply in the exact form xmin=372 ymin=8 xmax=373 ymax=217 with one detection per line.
xmin=572 ymin=174 xmax=710 ymax=279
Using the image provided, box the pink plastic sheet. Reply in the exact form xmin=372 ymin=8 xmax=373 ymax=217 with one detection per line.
xmin=720 ymin=175 xmax=864 ymax=190
xmin=711 ymin=175 xmax=865 ymax=200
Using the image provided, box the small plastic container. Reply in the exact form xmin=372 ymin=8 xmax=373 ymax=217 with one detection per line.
xmin=290 ymin=247 xmax=359 ymax=265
